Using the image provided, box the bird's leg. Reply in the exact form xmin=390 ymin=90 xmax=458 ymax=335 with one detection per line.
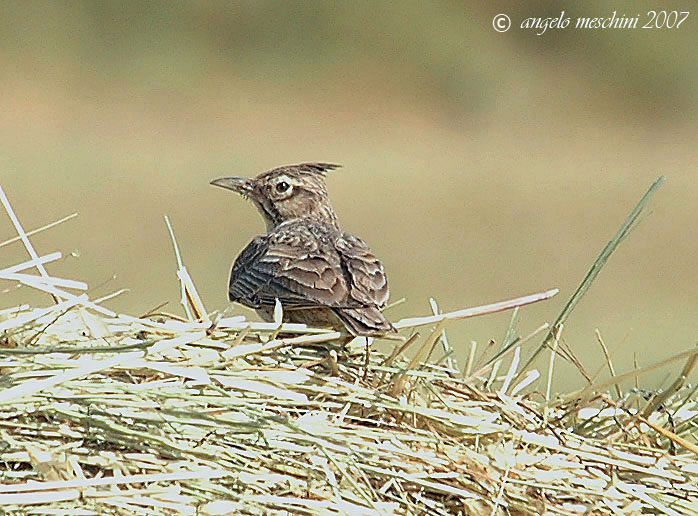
xmin=362 ymin=337 xmax=371 ymax=381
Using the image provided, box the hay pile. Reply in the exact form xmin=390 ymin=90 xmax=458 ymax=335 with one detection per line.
xmin=3 ymin=177 xmax=698 ymax=515
xmin=2 ymin=300 xmax=698 ymax=516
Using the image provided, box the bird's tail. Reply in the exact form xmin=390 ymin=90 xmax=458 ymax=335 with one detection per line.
xmin=333 ymin=307 xmax=395 ymax=336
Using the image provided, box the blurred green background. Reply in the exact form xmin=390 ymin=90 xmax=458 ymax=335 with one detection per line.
xmin=1 ymin=1 xmax=696 ymax=392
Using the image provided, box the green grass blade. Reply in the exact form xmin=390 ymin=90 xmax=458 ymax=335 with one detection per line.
xmin=519 ymin=176 xmax=666 ymax=376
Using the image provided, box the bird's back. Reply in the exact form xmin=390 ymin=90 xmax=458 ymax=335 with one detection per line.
xmin=229 ymin=219 xmax=393 ymax=335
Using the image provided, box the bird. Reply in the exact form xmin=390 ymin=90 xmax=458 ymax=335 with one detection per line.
xmin=210 ymin=162 xmax=394 ymax=336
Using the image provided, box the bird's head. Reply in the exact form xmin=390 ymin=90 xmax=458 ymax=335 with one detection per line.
xmin=210 ymin=162 xmax=341 ymax=231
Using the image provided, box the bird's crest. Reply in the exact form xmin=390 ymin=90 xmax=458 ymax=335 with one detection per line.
xmin=262 ymin=162 xmax=342 ymax=179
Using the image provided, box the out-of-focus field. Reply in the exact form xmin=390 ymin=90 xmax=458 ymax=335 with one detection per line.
xmin=1 ymin=2 xmax=696 ymax=391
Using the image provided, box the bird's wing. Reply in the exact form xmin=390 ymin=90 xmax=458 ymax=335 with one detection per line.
xmin=229 ymin=228 xmax=351 ymax=309
xmin=335 ymin=233 xmax=390 ymax=309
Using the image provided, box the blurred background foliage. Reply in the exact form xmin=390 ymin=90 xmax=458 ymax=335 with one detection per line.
xmin=1 ymin=1 xmax=696 ymax=391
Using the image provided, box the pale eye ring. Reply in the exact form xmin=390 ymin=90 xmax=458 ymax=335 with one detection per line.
xmin=275 ymin=181 xmax=291 ymax=193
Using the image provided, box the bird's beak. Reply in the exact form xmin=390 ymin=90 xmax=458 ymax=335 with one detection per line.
xmin=209 ymin=177 xmax=253 ymax=196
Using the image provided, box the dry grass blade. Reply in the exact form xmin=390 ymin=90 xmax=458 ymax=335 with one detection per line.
xmin=394 ymin=288 xmax=558 ymax=329
xmin=0 ymin=251 xmax=63 ymax=276
xmin=0 ymin=186 xmax=54 ymax=286
xmin=0 ymin=212 xmax=77 ymax=249
xmin=639 ymin=341 xmax=698 ymax=418
xmin=595 ymin=328 xmax=622 ymax=399
xmin=389 ymin=319 xmax=447 ymax=397
xmin=560 ymin=345 xmax=698 ymax=405
xmin=164 ymin=215 xmax=208 ymax=322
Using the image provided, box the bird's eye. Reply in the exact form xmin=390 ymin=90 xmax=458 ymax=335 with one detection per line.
xmin=275 ymin=181 xmax=291 ymax=193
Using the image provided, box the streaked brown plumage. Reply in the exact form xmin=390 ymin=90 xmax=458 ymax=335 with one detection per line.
xmin=210 ymin=163 xmax=394 ymax=336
